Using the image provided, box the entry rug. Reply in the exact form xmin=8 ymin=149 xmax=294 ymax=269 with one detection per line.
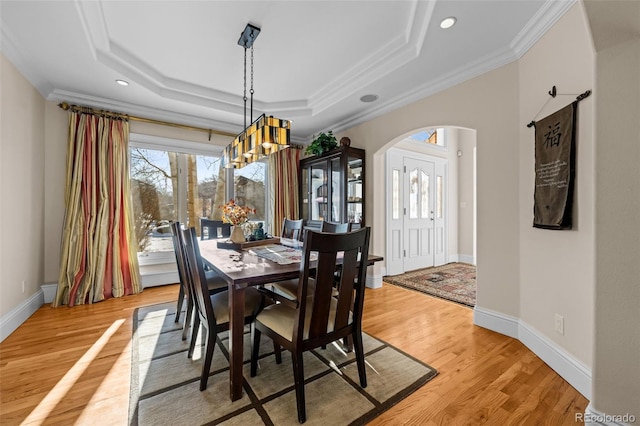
xmin=129 ymin=302 xmax=438 ymax=425
xmin=384 ymin=263 xmax=476 ymax=307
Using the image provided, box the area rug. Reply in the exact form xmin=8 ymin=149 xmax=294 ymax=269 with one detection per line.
xmin=129 ymin=302 xmax=438 ymax=425
xmin=383 ymin=263 xmax=476 ymax=307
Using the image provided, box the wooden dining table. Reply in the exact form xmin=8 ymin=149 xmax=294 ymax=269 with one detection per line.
xmin=197 ymin=237 xmax=383 ymax=401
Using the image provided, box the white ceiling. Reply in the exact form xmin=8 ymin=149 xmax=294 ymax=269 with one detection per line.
xmin=0 ymin=0 xmax=575 ymax=143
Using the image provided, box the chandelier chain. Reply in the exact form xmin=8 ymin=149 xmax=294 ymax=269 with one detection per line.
xmin=250 ymin=45 xmax=255 ymax=123
xmin=243 ymin=47 xmax=248 ymax=129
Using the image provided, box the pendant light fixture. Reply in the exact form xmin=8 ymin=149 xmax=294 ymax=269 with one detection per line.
xmin=222 ymin=23 xmax=291 ymax=168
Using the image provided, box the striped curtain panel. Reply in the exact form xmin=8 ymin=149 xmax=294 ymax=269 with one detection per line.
xmin=268 ymin=147 xmax=301 ymax=235
xmin=54 ymin=111 xmax=142 ymax=307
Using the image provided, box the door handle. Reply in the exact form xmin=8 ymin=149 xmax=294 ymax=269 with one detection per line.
xmin=430 ymin=211 xmax=435 ymax=221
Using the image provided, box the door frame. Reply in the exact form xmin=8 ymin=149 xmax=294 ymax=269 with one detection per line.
xmin=385 ymin=147 xmax=448 ymax=275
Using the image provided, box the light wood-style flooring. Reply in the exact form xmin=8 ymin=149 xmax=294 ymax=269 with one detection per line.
xmin=0 ymin=283 xmax=588 ymax=425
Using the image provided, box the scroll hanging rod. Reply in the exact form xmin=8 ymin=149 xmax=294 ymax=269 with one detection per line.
xmin=526 ymin=87 xmax=592 ymax=128
xmin=58 ymin=102 xmax=236 ymax=140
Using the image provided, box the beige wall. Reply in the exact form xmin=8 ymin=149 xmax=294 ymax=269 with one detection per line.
xmin=517 ymin=3 xmax=595 ymax=367
xmin=455 ymin=128 xmax=476 ymax=260
xmin=0 ymin=53 xmax=45 ymax=317
xmin=587 ymin=1 xmax=640 ymax=418
xmin=342 ymin=60 xmax=521 ymax=317
xmin=341 ymin=0 xmax=594 ymax=387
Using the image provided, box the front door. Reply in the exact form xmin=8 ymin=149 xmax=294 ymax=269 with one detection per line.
xmin=386 ymin=151 xmax=447 ymax=275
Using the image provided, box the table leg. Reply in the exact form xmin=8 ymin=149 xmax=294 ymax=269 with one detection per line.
xmin=228 ymin=284 xmax=245 ymax=401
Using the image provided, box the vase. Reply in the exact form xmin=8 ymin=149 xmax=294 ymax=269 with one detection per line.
xmin=230 ymin=225 xmax=245 ymax=244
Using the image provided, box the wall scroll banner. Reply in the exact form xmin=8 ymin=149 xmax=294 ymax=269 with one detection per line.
xmin=533 ymin=102 xmax=577 ymax=229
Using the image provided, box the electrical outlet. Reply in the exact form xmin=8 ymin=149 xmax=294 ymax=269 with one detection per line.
xmin=554 ymin=313 xmax=564 ymax=335
xmin=21 ymin=280 xmax=26 ymax=293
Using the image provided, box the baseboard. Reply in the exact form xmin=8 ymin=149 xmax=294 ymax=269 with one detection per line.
xmin=0 ymin=290 xmax=44 ymax=342
xmin=473 ymin=306 xmax=519 ymax=338
xmin=474 ymin=306 xmax=592 ymax=400
xmin=458 ymin=254 xmax=475 ymax=264
xmin=41 ymin=283 xmax=57 ymax=304
xmin=366 ymin=271 xmax=383 ymax=289
xmin=519 ymin=321 xmax=591 ymax=399
xmin=583 ymin=403 xmax=637 ymax=425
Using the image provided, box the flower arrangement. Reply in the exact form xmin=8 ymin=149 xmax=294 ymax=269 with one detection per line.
xmin=220 ymin=199 xmax=255 ymax=226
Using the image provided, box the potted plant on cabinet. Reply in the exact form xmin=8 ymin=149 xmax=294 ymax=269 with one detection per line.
xmin=305 ymin=131 xmax=338 ymax=156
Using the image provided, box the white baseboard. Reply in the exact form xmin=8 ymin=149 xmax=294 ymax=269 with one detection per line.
xmin=473 ymin=306 xmax=519 ymax=338
xmin=366 ymin=271 xmax=383 ymax=289
xmin=41 ymin=284 xmax=57 ymax=304
xmin=583 ymin=403 xmax=637 ymax=425
xmin=1 ymin=290 xmax=44 ymax=342
xmin=458 ymin=254 xmax=475 ymax=264
xmin=474 ymin=306 xmax=591 ymax=400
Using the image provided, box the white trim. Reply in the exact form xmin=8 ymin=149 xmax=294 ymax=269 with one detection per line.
xmin=0 ymin=290 xmax=44 ymax=342
xmin=138 ymin=251 xmax=175 ymax=266
xmin=473 ymin=306 xmax=519 ymax=339
xmin=474 ymin=306 xmax=592 ymax=400
xmin=366 ymin=269 xmax=383 ymax=289
xmin=129 ymin=133 xmax=224 ymax=156
xmin=583 ymin=403 xmax=636 ymax=426
xmin=141 ymin=271 xmax=179 ymax=288
xmin=458 ymin=254 xmax=475 ymax=265
xmin=519 ymin=321 xmax=591 ymax=399
xmin=41 ymin=284 xmax=58 ymax=304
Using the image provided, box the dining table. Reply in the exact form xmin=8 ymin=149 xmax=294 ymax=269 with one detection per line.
xmin=197 ymin=237 xmax=383 ymax=401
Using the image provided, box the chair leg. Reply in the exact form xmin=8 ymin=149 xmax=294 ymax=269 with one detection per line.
xmin=175 ymin=284 xmax=185 ymax=323
xmin=352 ymin=331 xmax=367 ymax=388
xmin=250 ymin=324 xmax=261 ymax=377
xmin=188 ymin=315 xmax=200 ymax=359
xmin=274 ymin=342 xmax=282 ymax=364
xmin=200 ymin=325 xmax=216 ymax=391
xmin=291 ymin=351 xmax=306 ymax=423
xmin=182 ymin=296 xmax=194 ymax=341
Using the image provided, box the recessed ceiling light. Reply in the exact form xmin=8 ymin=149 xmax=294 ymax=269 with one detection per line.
xmin=360 ymin=94 xmax=378 ymax=103
xmin=116 ymin=79 xmax=129 ymax=86
xmin=440 ymin=17 xmax=457 ymax=29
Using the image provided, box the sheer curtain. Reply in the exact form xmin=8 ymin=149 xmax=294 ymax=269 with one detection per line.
xmin=267 ymin=147 xmax=301 ymax=236
xmin=54 ymin=110 xmax=142 ymax=307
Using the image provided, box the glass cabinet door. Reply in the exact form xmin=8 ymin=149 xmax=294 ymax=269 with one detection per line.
xmin=347 ymin=156 xmax=363 ymax=226
xmin=311 ymin=163 xmax=327 ymax=221
xmin=330 ymin=157 xmax=342 ymax=222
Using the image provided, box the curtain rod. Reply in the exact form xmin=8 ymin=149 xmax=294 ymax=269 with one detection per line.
xmin=58 ymin=102 xmax=236 ymax=139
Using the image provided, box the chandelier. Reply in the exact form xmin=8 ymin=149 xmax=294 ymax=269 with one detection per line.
xmin=222 ymin=23 xmax=291 ymax=169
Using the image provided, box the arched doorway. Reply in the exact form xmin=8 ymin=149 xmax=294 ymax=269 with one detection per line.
xmin=379 ymin=126 xmax=476 ymax=275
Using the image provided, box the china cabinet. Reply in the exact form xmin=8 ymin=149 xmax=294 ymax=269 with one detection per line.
xmin=299 ymin=146 xmax=365 ymax=228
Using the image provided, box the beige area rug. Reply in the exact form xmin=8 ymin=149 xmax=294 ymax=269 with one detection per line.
xmin=384 ymin=263 xmax=476 ymax=307
xmin=129 ymin=302 xmax=438 ymax=425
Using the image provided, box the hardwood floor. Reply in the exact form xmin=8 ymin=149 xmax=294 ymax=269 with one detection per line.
xmin=0 ymin=283 xmax=588 ymax=425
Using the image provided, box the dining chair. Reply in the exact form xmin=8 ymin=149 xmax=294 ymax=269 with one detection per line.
xmin=200 ymin=218 xmax=231 ymax=240
xmin=170 ymin=222 xmax=227 ymax=340
xmin=181 ymin=227 xmax=268 ymax=391
xmin=281 ymin=218 xmax=304 ymax=241
xmin=268 ymin=221 xmax=352 ymax=302
xmin=250 ymin=227 xmax=371 ymax=423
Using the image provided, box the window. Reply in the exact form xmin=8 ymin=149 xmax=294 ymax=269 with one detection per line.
xmin=129 ymin=143 xmax=221 ymax=255
xmin=233 ymin=161 xmax=266 ymax=222
xmin=408 ymin=128 xmax=446 ymax=148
